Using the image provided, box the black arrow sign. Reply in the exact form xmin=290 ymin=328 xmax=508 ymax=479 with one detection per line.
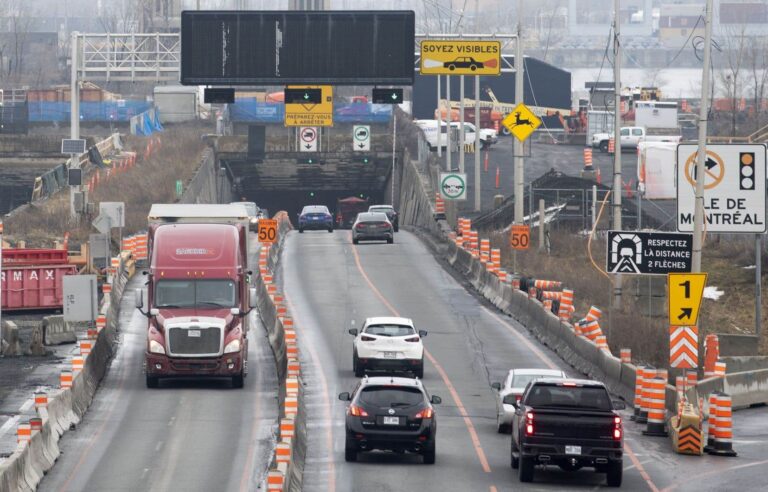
xmin=692 ymin=158 xmax=719 ymax=180
xmin=678 ymin=307 xmax=693 ymax=320
xmin=305 ymin=144 xmax=312 ymax=149
xmin=358 ymin=143 xmax=365 ymax=148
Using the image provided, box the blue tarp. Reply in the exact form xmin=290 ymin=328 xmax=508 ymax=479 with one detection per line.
xmin=228 ymin=99 xmax=392 ymax=123
xmin=28 ymin=101 xmax=153 ymax=122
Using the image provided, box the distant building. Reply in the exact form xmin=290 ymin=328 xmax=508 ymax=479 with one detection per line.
xmin=659 ymin=4 xmax=706 ymax=47
xmin=567 ymin=0 xmax=654 ymax=37
xmin=289 ymin=0 xmax=330 ymax=9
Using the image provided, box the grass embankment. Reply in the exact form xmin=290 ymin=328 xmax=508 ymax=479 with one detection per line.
xmin=488 ymin=229 xmax=767 ymax=366
xmin=5 ymin=124 xmax=210 ymax=247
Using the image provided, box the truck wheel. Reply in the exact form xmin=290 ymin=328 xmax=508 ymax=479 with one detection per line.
xmin=298 ymin=228 xmax=304 ymax=233
xmin=606 ymin=461 xmax=623 ymax=487
xmin=599 ymin=141 xmax=609 ymax=153
xmin=497 ymin=420 xmax=509 ymax=434
xmin=353 ymin=352 xmax=365 ymax=378
xmin=422 ymin=440 xmax=436 ymax=464
xmin=394 ymin=225 xmax=399 ymax=232
xmin=387 ymin=238 xmax=394 ymax=244
xmin=518 ymin=455 xmax=534 ymax=483
xmin=345 ymin=439 xmax=358 ymax=462
xmin=353 ymin=238 xmax=359 ymax=245
xmin=146 ymin=375 xmax=159 ymax=388
xmin=328 ymin=227 xmax=333 ymax=233
xmin=232 ymin=372 xmax=245 ymax=389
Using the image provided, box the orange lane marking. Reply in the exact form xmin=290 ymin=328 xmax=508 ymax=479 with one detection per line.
xmin=349 ymin=237 xmax=492 ymax=474
xmin=285 ymin=292 xmax=337 ymax=492
xmin=483 ymin=306 xmax=661 ymax=492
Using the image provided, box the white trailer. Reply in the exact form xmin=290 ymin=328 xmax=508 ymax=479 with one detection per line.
xmin=637 ymin=142 xmax=677 ymax=199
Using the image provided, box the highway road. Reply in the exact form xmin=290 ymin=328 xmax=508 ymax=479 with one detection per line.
xmin=38 ymin=243 xmax=279 ymax=492
xmin=281 ymin=229 xmax=768 ymax=492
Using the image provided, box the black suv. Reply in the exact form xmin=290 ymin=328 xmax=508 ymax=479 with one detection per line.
xmin=511 ymin=378 xmax=626 ymax=487
xmin=338 ymin=376 xmax=441 ymax=464
xmin=368 ymin=205 xmax=399 ymax=232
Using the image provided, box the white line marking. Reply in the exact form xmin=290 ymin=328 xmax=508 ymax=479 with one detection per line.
xmin=0 ymin=416 xmax=20 ymax=439
xmin=141 ymin=468 xmax=150 ymax=480
xmin=18 ymin=398 xmax=34 ymax=413
xmin=155 ymin=441 xmax=164 ymax=452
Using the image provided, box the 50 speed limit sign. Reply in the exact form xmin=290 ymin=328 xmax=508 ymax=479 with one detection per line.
xmin=258 ymin=219 xmax=278 ymax=243
xmin=509 ymin=224 xmax=530 ymax=250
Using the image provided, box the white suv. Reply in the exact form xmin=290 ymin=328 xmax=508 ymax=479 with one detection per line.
xmin=349 ymin=317 xmax=427 ymax=378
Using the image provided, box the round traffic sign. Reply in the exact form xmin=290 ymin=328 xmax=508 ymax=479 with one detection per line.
xmin=354 ymin=126 xmax=370 ymax=141
xmin=684 ymin=150 xmax=724 ymax=190
xmin=301 ymin=127 xmax=317 ymax=143
xmin=441 ymin=174 xmax=466 ymax=199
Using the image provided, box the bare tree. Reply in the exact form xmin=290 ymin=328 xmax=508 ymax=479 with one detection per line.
xmin=4 ymin=0 xmax=35 ymax=80
xmin=746 ymin=36 xmax=768 ymax=133
xmin=718 ymin=23 xmax=749 ymax=136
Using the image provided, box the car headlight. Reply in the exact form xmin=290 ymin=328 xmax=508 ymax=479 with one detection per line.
xmin=224 ymin=338 xmax=241 ymax=354
xmin=250 ymin=218 xmax=258 ymax=224
xmin=149 ymin=339 xmax=165 ymax=354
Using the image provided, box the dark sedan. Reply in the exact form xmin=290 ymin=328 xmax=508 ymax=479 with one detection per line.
xmin=298 ymin=205 xmax=334 ymax=233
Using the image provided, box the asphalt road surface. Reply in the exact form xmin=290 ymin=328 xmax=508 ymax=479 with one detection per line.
xmin=281 ymin=229 xmax=768 ymax=492
xmin=38 ymin=242 xmax=279 ymax=492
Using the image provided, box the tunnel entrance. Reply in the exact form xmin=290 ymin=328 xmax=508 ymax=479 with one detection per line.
xmin=235 ymin=189 xmax=387 ymax=224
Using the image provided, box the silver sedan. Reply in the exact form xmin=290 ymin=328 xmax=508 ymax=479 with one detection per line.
xmin=491 ymin=368 xmax=567 ymax=433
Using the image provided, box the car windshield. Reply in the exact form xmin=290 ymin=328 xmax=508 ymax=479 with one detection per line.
xmin=154 ymin=279 xmax=237 ymax=308
xmin=370 ymin=206 xmax=394 ymax=214
xmin=302 ymin=206 xmax=329 ymax=215
xmin=233 ymin=202 xmax=257 ymax=216
xmin=364 ymin=324 xmax=415 ymax=337
xmin=526 ymin=384 xmax=612 ymax=411
xmin=359 ymin=386 xmax=424 ymax=407
xmin=512 ymin=373 xmax=563 ymax=389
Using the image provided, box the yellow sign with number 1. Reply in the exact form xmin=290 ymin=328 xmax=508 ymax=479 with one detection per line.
xmin=668 ymin=273 xmax=707 ymax=326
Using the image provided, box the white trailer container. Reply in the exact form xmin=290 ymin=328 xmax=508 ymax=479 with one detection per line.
xmin=635 ymin=101 xmax=678 ymax=129
xmin=637 ymin=141 xmax=677 ymax=199
xmin=153 ymin=86 xmax=200 ymax=122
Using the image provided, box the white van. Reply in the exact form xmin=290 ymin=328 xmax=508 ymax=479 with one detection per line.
xmin=414 ymin=119 xmax=450 ymax=151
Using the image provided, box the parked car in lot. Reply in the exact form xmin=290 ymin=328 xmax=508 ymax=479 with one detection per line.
xmin=298 ymin=205 xmax=334 ymax=233
xmin=352 ymin=212 xmax=394 ymax=244
xmin=511 ymin=378 xmax=625 ymax=487
xmin=349 ymin=317 xmax=427 ymax=378
xmin=368 ymin=204 xmax=399 ymax=232
xmin=491 ymin=368 xmax=567 ymax=433
xmin=339 ymin=376 xmax=441 ymax=464
xmin=230 ymin=201 xmax=260 ymax=231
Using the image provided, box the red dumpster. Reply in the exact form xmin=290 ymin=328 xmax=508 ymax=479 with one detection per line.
xmin=1 ymin=249 xmax=78 ymax=311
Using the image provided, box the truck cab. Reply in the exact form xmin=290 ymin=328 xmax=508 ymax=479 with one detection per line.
xmin=137 ymin=204 xmax=256 ymax=389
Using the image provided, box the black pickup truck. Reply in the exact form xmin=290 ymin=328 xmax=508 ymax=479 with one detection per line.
xmin=510 ymin=378 xmax=626 ymax=487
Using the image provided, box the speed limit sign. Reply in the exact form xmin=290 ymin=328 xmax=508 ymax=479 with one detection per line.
xmin=509 ymin=225 xmax=530 ymax=250
xmin=258 ymin=219 xmax=278 ymax=244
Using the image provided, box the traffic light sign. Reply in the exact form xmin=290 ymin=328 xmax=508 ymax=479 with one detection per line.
xmin=740 ymin=152 xmax=755 ymax=190
xmin=284 ymin=88 xmax=322 ymax=104
xmin=372 ymin=88 xmax=403 ymax=104
xmin=298 ymin=157 xmax=323 ymax=165
xmin=356 ymin=156 xmax=372 ymax=164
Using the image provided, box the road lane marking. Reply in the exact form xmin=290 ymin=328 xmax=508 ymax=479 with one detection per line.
xmin=19 ymin=398 xmax=34 ymax=413
xmin=155 ymin=441 xmax=164 ymax=452
xmin=481 ymin=305 xmax=662 ymax=492
xmin=349 ymin=238 xmax=492 ymax=474
xmin=0 ymin=416 xmax=20 ymax=439
xmin=140 ymin=468 xmax=150 ymax=480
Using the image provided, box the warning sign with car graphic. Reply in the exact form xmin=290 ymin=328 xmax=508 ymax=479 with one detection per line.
xmin=606 ymin=231 xmax=693 ymax=275
xmin=420 ymin=41 xmax=501 ymax=76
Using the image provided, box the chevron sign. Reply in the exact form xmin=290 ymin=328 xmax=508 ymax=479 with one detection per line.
xmin=670 ymin=326 xmax=699 ymax=369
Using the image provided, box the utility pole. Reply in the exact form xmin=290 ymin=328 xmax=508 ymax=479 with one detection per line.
xmin=459 ymin=75 xmax=465 ymax=173
xmin=611 ymin=0 xmax=623 ymax=308
xmin=474 ymin=75 xmax=481 ymax=211
xmin=692 ymin=0 xmax=713 ymax=273
xmin=70 ymin=31 xmax=81 ymax=220
xmin=437 ymin=76 xmax=442 ymax=158
xmin=513 ymin=0 xmax=525 ymax=224
xmin=446 ymin=75 xmax=452 ymax=170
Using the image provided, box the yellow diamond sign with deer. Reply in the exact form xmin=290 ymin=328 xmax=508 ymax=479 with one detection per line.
xmin=503 ymin=103 xmax=542 ymax=142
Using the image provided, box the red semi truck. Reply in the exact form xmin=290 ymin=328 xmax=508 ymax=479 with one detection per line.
xmin=136 ymin=204 xmax=256 ymax=388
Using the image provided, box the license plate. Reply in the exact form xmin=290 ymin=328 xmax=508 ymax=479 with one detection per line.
xmin=187 ymin=330 xmax=201 ymax=338
xmin=565 ymin=445 xmax=581 ymax=455
xmin=383 ymin=416 xmax=399 ymax=425
xmin=383 ymin=352 xmax=397 ymax=359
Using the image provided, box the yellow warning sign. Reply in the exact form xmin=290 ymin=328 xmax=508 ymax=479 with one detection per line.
xmin=502 ymin=103 xmax=542 ymax=142
xmin=420 ymin=41 xmax=502 ymax=76
xmin=285 ymin=85 xmax=333 ymax=127
xmin=668 ymin=273 xmax=707 ymax=326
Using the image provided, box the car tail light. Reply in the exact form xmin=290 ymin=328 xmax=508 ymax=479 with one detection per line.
xmin=361 ymin=335 xmax=376 ymax=342
xmin=613 ymin=416 xmax=622 ymax=440
xmin=405 ymin=336 xmax=420 ymax=343
xmin=525 ymin=411 xmax=534 ymax=436
xmin=348 ymin=404 xmax=369 ymax=417
xmin=356 ymin=223 xmax=365 ymax=230
xmin=414 ymin=407 xmax=434 ymax=419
